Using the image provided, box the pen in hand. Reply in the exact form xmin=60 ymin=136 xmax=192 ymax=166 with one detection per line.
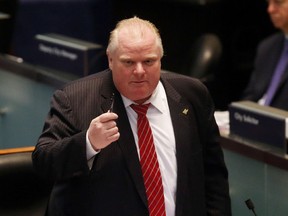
xmin=108 ymin=93 xmax=114 ymax=113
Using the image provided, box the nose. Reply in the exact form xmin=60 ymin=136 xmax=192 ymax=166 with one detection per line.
xmin=267 ymin=1 xmax=277 ymax=14
xmin=134 ymin=62 xmax=145 ymax=74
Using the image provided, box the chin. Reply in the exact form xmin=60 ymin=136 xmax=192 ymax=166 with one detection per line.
xmin=132 ymin=95 xmax=151 ymax=104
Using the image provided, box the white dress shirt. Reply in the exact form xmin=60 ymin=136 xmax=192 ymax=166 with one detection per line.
xmin=86 ymin=81 xmax=177 ymax=216
xmin=122 ymin=81 xmax=177 ymax=216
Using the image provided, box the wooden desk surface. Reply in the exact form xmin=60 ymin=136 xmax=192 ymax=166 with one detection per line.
xmin=0 ymin=146 xmax=35 ymax=155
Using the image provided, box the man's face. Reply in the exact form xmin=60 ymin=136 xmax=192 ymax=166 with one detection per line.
xmin=107 ymin=29 xmax=162 ymax=104
xmin=267 ymin=0 xmax=288 ymax=33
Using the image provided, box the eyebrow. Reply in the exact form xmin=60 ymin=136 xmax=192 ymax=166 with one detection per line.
xmin=119 ymin=54 xmax=159 ymax=60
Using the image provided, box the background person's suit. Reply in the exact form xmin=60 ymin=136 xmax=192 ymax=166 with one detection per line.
xmin=242 ymin=32 xmax=288 ymax=110
xmin=33 ymin=69 xmax=231 ymax=216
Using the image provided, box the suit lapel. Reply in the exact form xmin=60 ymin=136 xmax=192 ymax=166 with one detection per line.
xmin=167 ymin=97 xmax=188 ymax=216
xmin=95 ymin=72 xmax=147 ymax=209
xmin=112 ymin=92 xmax=148 ymax=208
xmin=99 ymin=72 xmax=116 ymax=113
xmin=99 ymin=72 xmax=148 ymax=208
xmin=161 ymin=77 xmax=197 ymax=216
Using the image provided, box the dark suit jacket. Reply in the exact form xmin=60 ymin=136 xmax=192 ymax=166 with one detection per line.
xmin=32 ymin=69 xmax=231 ymax=216
xmin=242 ymin=32 xmax=288 ymax=110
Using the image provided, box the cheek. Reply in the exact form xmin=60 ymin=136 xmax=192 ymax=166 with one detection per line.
xmin=149 ymin=67 xmax=161 ymax=82
xmin=112 ymin=70 xmax=129 ymax=91
xmin=151 ymin=75 xmax=161 ymax=90
xmin=284 ymin=13 xmax=288 ymax=22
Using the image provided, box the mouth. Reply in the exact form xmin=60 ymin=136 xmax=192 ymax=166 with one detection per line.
xmin=131 ymin=80 xmax=147 ymax=84
xmin=270 ymin=14 xmax=279 ymax=21
xmin=129 ymin=81 xmax=148 ymax=88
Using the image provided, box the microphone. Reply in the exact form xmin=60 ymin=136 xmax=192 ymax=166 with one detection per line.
xmin=245 ymin=199 xmax=257 ymax=216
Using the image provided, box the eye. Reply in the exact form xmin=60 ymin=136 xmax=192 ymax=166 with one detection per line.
xmin=144 ymin=59 xmax=156 ymax=66
xmin=122 ymin=60 xmax=134 ymax=66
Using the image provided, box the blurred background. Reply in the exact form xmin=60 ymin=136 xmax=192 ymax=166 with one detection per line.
xmin=2 ymin=1 xmax=288 ymax=216
xmin=0 ymin=0 xmax=276 ymax=110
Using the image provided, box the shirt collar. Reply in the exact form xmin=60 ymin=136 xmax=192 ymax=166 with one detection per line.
xmin=121 ymin=81 xmax=166 ymax=114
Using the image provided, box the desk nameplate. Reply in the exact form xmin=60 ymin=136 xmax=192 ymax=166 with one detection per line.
xmin=229 ymin=101 xmax=288 ymax=154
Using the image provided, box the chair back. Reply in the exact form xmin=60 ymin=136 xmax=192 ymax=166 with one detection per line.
xmin=0 ymin=150 xmax=51 ymax=216
xmin=188 ymin=33 xmax=222 ymax=82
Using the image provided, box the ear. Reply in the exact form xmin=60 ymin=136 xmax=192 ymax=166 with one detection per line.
xmin=106 ymin=50 xmax=113 ymax=70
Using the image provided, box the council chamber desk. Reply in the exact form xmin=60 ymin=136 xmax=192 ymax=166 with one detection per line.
xmin=220 ymin=133 xmax=288 ymax=216
xmin=0 ymin=54 xmax=77 ymax=149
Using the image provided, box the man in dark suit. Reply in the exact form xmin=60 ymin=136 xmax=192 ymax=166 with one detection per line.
xmin=33 ymin=16 xmax=231 ymax=216
xmin=242 ymin=0 xmax=288 ymax=110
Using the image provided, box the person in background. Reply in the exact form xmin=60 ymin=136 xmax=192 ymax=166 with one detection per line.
xmin=242 ymin=0 xmax=288 ymax=110
xmin=32 ymin=16 xmax=231 ymax=216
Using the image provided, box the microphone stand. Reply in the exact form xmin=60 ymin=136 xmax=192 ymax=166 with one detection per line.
xmin=245 ymin=199 xmax=257 ymax=216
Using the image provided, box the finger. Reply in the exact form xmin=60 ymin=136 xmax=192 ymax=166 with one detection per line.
xmin=105 ymin=126 xmax=119 ymax=138
xmin=97 ymin=112 xmax=118 ymax=123
xmin=107 ymin=132 xmax=120 ymax=142
xmin=105 ymin=120 xmax=117 ymax=130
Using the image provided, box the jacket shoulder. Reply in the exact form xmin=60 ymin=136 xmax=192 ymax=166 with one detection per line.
xmin=160 ymin=70 xmax=208 ymax=94
xmin=62 ymin=70 xmax=111 ymax=89
xmin=258 ymin=32 xmax=284 ymax=51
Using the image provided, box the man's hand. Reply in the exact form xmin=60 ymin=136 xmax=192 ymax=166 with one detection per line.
xmin=87 ymin=112 xmax=120 ymax=151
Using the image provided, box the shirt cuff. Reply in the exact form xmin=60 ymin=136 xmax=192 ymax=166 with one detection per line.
xmin=86 ymin=130 xmax=100 ymax=160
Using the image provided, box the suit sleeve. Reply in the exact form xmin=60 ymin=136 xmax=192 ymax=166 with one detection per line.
xmin=32 ymin=89 xmax=90 ymax=182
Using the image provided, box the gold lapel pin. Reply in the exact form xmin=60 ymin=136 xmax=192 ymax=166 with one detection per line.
xmin=182 ymin=108 xmax=189 ymax=115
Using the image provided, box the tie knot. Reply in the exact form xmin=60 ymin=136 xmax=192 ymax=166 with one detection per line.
xmin=131 ymin=103 xmax=150 ymax=116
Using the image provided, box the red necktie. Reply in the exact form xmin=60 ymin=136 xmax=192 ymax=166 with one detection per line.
xmin=131 ymin=103 xmax=166 ymax=216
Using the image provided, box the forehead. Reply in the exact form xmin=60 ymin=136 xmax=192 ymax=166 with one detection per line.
xmin=117 ymin=28 xmax=159 ymax=53
xmin=118 ymin=26 xmax=156 ymax=44
xmin=267 ymin=0 xmax=288 ymax=5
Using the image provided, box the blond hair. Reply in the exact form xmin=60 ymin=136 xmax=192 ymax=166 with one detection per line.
xmin=107 ymin=16 xmax=164 ymax=56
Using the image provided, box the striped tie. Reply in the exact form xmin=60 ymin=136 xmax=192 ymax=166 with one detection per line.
xmin=131 ymin=103 xmax=166 ymax=216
